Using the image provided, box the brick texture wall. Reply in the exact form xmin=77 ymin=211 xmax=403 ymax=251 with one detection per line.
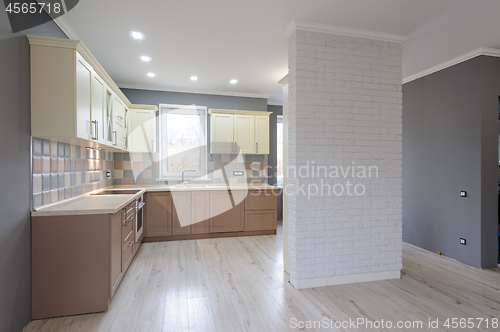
xmin=287 ymin=29 xmax=403 ymax=286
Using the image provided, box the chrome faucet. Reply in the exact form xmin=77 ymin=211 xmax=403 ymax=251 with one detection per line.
xmin=181 ymin=170 xmax=195 ymax=185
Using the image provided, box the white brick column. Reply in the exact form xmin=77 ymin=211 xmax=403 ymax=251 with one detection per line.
xmin=287 ymin=25 xmax=404 ymax=289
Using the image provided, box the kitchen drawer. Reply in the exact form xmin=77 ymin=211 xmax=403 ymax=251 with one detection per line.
xmin=245 ymin=210 xmax=277 ymax=231
xmin=122 ymin=235 xmax=134 ymax=272
xmin=122 ymin=213 xmax=134 ymax=243
xmin=245 ymin=190 xmax=277 ymax=211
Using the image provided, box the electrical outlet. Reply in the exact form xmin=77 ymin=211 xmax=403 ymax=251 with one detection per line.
xmin=460 ymin=238 xmax=466 ymax=245
xmin=106 ymin=171 xmax=111 ymax=178
xmin=460 ymin=191 xmax=467 ymax=197
xmin=232 ymin=171 xmax=244 ymax=177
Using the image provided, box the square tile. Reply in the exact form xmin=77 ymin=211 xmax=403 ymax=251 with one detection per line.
xmin=87 ymin=159 xmax=93 ymax=171
xmin=70 ymin=145 xmax=76 ymax=158
xmin=76 ymin=172 xmax=81 ymax=185
xmin=222 ymin=154 xmax=230 ymax=163
xmin=32 ymin=138 xmax=42 ymax=156
xmin=76 ymin=185 xmax=82 ymax=195
xmin=213 ymin=154 xmax=221 ymax=162
xmin=81 ymin=159 xmax=85 ymax=172
xmin=64 ymin=159 xmax=70 ymax=172
xmin=85 ymin=148 xmax=93 ymax=160
xmin=76 ymin=158 xmax=81 ymax=171
xmin=207 ymin=154 xmax=213 ymax=162
xmin=64 ymin=173 xmax=70 ymax=187
xmin=64 ymin=187 xmax=70 ymax=199
xmin=42 ymin=139 xmax=50 ymax=156
xmin=58 ymin=188 xmax=64 ymax=200
xmin=50 ymin=141 xmax=58 ymax=157
xmin=42 ymin=174 xmax=51 ymax=191
xmin=58 ymin=173 xmax=64 ymax=189
xmin=114 ymin=161 xmax=123 ymax=170
xmin=94 ymin=171 xmax=101 ymax=182
xmin=71 ymin=186 xmax=76 ymax=197
xmin=229 ymin=154 xmax=237 ymax=162
xmin=75 ymin=145 xmax=81 ymax=158
xmin=57 ymin=142 xmax=65 ymax=157
xmin=81 ymin=171 xmax=86 ymax=183
xmin=70 ymin=172 xmax=76 ymax=186
xmin=123 ymin=170 xmax=134 ymax=179
xmin=64 ymin=144 xmax=70 ymax=158
xmin=141 ymin=170 xmax=151 ymax=179
xmin=114 ymin=170 xmax=123 ymax=179
xmin=42 ymin=191 xmax=51 ymax=205
xmin=124 ymin=178 xmax=134 ymax=185
xmin=133 ymin=161 xmax=142 ymax=170
xmin=142 ymin=178 xmax=152 ymax=185
xmin=114 ymin=153 xmax=123 ymax=161
xmin=50 ymin=157 xmax=58 ymax=173
xmin=114 ymin=178 xmax=124 ymax=185
xmin=50 ymin=190 xmax=58 ymax=203
xmin=50 ymin=174 xmax=58 ymax=190
xmin=122 ymin=153 xmax=131 ymax=161
xmin=71 ymin=159 xmax=76 ymax=172
xmin=123 ymin=161 xmax=132 ymax=170
xmin=151 ymin=170 xmax=159 ymax=180
xmin=58 ymin=158 xmax=64 ymax=172
xmin=244 ymin=155 xmax=253 ymax=162
xmin=33 ymin=193 xmax=42 ymax=207
xmin=33 ymin=156 xmax=42 ymax=174
xmin=33 ymin=174 xmax=42 ymax=193
xmin=42 ymin=157 xmax=50 ymax=173
xmin=81 ymin=185 xmax=87 ymax=194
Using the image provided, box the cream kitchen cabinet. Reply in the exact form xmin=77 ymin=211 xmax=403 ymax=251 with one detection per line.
xmin=28 ymin=35 xmax=156 ymax=152
xmin=254 ymin=115 xmax=270 ymax=154
xmin=129 ymin=106 xmax=157 ymax=153
xmin=208 ymin=109 xmax=271 ymax=155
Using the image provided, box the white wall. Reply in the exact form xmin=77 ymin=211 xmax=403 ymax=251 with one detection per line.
xmin=287 ymin=29 xmax=403 ymax=289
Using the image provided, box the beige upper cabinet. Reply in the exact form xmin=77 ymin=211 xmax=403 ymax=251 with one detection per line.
xmin=129 ymin=107 xmax=157 ymax=153
xmin=234 ymin=114 xmax=255 ymax=154
xmin=208 ymin=109 xmax=271 ymax=155
xmin=210 ymin=113 xmax=234 ymax=154
xmin=28 ymin=35 xmax=156 ymax=151
xmin=254 ymin=115 xmax=270 ymax=154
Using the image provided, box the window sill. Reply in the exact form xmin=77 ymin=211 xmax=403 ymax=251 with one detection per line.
xmin=155 ymin=177 xmax=211 ymax=182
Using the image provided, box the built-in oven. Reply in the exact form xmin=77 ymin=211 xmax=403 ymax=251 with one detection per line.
xmin=136 ymin=195 xmax=145 ymax=241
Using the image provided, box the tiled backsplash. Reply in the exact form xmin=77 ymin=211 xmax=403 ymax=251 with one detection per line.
xmin=31 ymin=139 xmax=269 ymax=208
xmin=112 ymin=153 xmax=268 ymax=185
xmin=32 ymin=138 xmax=113 ymax=208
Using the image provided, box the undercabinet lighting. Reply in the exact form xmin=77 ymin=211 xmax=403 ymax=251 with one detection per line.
xmin=146 ymin=72 xmax=156 ymax=78
xmin=230 ymin=79 xmax=238 ymax=84
xmin=140 ymin=56 xmax=152 ymax=62
xmin=130 ymin=31 xmax=145 ymax=40
xmin=190 ymin=76 xmax=198 ymax=81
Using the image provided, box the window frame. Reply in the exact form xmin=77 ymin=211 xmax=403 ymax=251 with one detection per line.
xmin=276 ymin=115 xmax=284 ymax=186
xmin=158 ymin=103 xmax=208 ymax=180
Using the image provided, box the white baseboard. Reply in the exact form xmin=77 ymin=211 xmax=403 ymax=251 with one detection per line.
xmin=290 ymin=270 xmax=401 ymax=289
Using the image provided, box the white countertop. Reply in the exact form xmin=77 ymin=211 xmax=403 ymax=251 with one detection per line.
xmin=32 ymin=184 xmax=279 ymax=217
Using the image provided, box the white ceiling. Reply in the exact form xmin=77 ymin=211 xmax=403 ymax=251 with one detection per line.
xmin=62 ymin=0 xmax=500 ymax=104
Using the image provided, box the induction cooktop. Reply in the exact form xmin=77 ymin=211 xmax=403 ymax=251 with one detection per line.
xmin=91 ymin=190 xmax=142 ymax=195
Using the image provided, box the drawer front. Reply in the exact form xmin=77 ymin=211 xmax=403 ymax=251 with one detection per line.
xmin=245 ymin=210 xmax=277 ymax=231
xmin=122 ymin=237 xmax=134 ymax=272
xmin=245 ymin=190 xmax=277 ymax=211
xmin=122 ymin=213 xmax=134 ymax=243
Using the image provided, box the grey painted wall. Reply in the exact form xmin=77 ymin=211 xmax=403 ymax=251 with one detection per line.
xmin=267 ymin=104 xmax=283 ymax=186
xmin=402 ymin=56 xmax=499 ymax=268
xmin=0 ymin=10 xmax=66 ymax=332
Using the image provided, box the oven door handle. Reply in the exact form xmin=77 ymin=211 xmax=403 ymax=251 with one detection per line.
xmin=137 ymin=202 xmax=145 ymax=210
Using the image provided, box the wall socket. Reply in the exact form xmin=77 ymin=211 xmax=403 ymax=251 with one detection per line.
xmin=460 ymin=191 xmax=467 ymax=197
xmin=232 ymin=171 xmax=244 ymax=177
xmin=106 ymin=171 xmax=111 ymax=178
xmin=460 ymin=238 xmax=466 ymax=245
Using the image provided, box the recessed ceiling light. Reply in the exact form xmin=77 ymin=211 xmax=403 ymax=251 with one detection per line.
xmin=130 ymin=31 xmax=145 ymax=40
xmin=140 ymin=56 xmax=151 ymax=62
xmin=146 ymin=72 xmax=156 ymax=78
xmin=230 ymin=79 xmax=238 ymax=84
xmin=190 ymin=76 xmax=198 ymax=81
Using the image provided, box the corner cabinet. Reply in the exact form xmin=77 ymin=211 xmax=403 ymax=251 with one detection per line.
xmin=27 ymin=35 xmax=156 ymax=152
xmin=208 ymin=109 xmax=271 ymax=155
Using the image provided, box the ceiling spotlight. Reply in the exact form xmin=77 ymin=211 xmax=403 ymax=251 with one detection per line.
xmin=146 ymin=72 xmax=156 ymax=78
xmin=130 ymin=31 xmax=145 ymax=40
xmin=230 ymin=79 xmax=238 ymax=84
xmin=140 ymin=56 xmax=151 ymax=62
xmin=190 ymin=76 xmax=198 ymax=81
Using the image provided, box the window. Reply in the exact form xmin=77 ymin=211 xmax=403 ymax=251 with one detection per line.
xmin=159 ymin=104 xmax=207 ymax=179
xmin=277 ymin=115 xmax=283 ymax=186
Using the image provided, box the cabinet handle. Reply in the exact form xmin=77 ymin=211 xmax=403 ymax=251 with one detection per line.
xmin=96 ymin=120 xmax=99 ymax=141
xmin=127 ymin=240 xmax=134 ymax=247
xmin=91 ymin=120 xmax=97 ymax=140
xmin=169 ymin=194 xmax=171 ymax=205
xmin=256 ymin=142 xmax=258 ymax=153
xmin=113 ymin=131 xmax=117 ymax=146
xmin=255 ymin=211 xmax=268 ymax=214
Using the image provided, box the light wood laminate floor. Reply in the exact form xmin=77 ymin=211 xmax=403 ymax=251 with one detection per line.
xmin=24 ymin=223 xmax=500 ymax=332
